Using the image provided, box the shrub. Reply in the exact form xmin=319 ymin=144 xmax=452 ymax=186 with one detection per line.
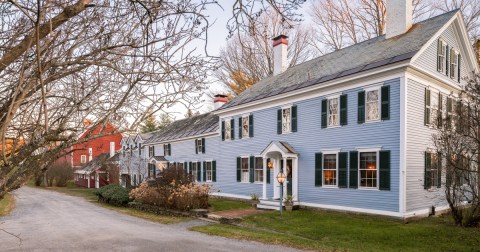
xmin=129 ymin=166 xmax=211 ymax=211
xmin=95 ymin=184 xmax=131 ymax=206
xmin=46 ymin=163 xmax=73 ymax=187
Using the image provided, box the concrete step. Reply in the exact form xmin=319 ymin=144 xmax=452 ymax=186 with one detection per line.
xmin=257 ymin=204 xmax=282 ymax=210
xmin=259 ymin=199 xmax=284 ymax=206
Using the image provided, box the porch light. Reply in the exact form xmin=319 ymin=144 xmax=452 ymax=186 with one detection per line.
xmin=267 ymin=161 xmax=273 ymax=169
xmin=276 ymin=171 xmax=286 ymax=218
xmin=276 ymin=172 xmax=286 ymax=184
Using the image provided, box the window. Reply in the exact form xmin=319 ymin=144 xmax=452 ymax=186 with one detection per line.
xmin=282 ymin=108 xmax=291 ymax=133
xmin=164 ymin=144 xmax=171 ymax=156
xmin=430 ymin=91 xmax=439 ymax=126
xmin=148 ymin=146 xmax=154 ymax=157
xmin=450 ymin=49 xmax=457 ymax=79
xmin=254 ymin=157 xmax=263 ymax=183
xmin=177 ymin=162 xmax=184 ymax=170
xmin=428 ymin=152 xmax=440 ymax=188
xmin=205 ymin=161 xmax=213 ymax=182
xmin=437 ymin=40 xmax=446 ymax=72
xmin=242 ymin=116 xmax=249 ymax=137
xmin=225 ymin=120 xmax=232 ymax=140
xmin=366 ymin=89 xmax=379 ymax=121
xmin=191 ymin=162 xmax=198 ymax=181
xmin=148 ymin=163 xmax=156 ymax=178
xmin=328 ymin=97 xmax=339 ymax=127
xmin=359 ymin=152 xmax=377 ymax=188
xmin=195 ymin=138 xmax=205 ymax=154
xmin=138 ymin=143 xmax=142 ymax=156
xmin=323 ymin=154 xmax=337 ymax=186
xmin=241 ymin=157 xmax=249 ymax=182
xmin=80 ymin=155 xmax=87 ymax=164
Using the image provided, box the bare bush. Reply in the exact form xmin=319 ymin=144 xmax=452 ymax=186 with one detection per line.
xmin=47 ymin=163 xmax=73 ymax=187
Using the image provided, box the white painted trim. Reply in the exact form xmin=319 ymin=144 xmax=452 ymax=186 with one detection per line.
xmin=406 ymin=69 xmax=459 ymax=95
xmin=211 ymin=192 xmax=251 ymax=200
xmin=319 ymin=148 xmax=341 ymax=154
xmin=299 ymin=202 xmax=404 ymax=217
xmin=326 ymin=93 xmax=340 ymax=100
xmin=144 ymin=132 xmax=217 ymax=146
xmin=399 ymin=74 xmax=407 ymax=214
xmin=355 ymin=147 xmax=382 ymax=152
xmin=363 ymin=84 xmax=382 ymax=92
xmin=215 ymin=65 xmax=408 ymax=117
xmin=280 ymin=103 xmax=293 ymax=109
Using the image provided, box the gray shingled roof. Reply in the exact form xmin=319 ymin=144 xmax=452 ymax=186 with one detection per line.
xmin=219 ymin=10 xmax=458 ymax=110
xmin=144 ymin=112 xmax=219 ymax=144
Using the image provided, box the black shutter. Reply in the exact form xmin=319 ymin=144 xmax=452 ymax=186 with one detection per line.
xmin=184 ymin=162 xmax=188 ymax=172
xmin=315 ymin=153 xmax=322 ymax=187
xmin=230 ymin=118 xmax=235 ymax=140
xmin=195 ymin=140 xmax=198 ymax=154
xmin=212 ymin=161 xmax=217 ymax=182
xmin=381 ymin=86 xmax=390 ymax=120
xmin=358 ymin=91 xmax=365 ymax=124
xmin=425 ymin=88 xmax=430 ymax=126
xmin=445 ymin=45 xmax=449 ymax=75
xmin=238 ymin=117 xmax=242 ymax=139
xmin=277 ymin=109 xmax=282 ymax=134
xmin=197 ymin=161 xmax=201 ymax=182
xmin=221 ymin=121 xmax=225 ymax=141
xmin=249 ymin=114 xmax=254 ymax=137
xmin=321 ymin=99 xmax=328 ymax=128
xmin=437 ymin=39 xmax=442 ymax=71
xmin=152 ymin=146 xmax=155 ymax=157
xmin=457 ymin=54 xmax=461 ymax=83
xmin=446 ymin=97 xmax=452 ymax=128
xmin=236 ymin=157 xmax=241 ymax=182
xmin=292 ymin=105 xmax=298 ymax=132
xmin=249 ymin=156 xmax=255 ymax=183
xmin=340 ymin=94 xmax=348 ymax=125
xmin=202 ymin=138 xmax=205 ymax=153
xmin=438 ymin=93 xmax=443 ymax=128
xmin=139 ymin=143 xmax=141 ymax=155
xmin=338 ymin=152 xmax=348 ymax=188
xmin=349 ymin=151 xmax=358 ymax=188
xmin=424 ymin=152 xmax=431 ymax=189
xmin=266 ymin=158 xmax=271 ymax=184
xmin=456 ymin=101 xmax=463 ymax=134
xmin=189 ymin=162 xmax=193 ymax=175
xmin=203 ymin=161 xmax=207 ymax=182
xmin=379 ymin=150 xmax=390 ymax=190
xmin=437 ymin=152 xmax=442 ymax=188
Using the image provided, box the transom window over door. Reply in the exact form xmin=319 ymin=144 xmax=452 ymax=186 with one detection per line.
xmin=323 ymin=154 xmax=337 ymax=186
xmin=366 ymin=90 xmax=379 ymax=121
xmin=328 ymin=98 xmax=339 ymax=127
xmin=359 ymin=152 xmax=377 ymax=188
xmin=282 ymin=108 xmax=291 ymax=133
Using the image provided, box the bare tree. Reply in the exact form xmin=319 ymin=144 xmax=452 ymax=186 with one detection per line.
xmin=430 ymin=0 xmax=480 ymax=42
xmin=217 ymin=9 xmax=316 ymax=95
xmin=309 ymin=0 xmax=431 ymax=53
xmin=433 ymin=73 xmax=480 ymax=227
xmin=0 ymin=0 xmax=308 ymax=198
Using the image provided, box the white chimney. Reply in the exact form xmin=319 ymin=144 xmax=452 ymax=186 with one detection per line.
xmin=385 ymin=0 xmax=413 ymax=39
xmin=110 ymin=142 xmax=115 ymax=158
xmin=88 ymin=148 xmax=93 ymax=161
xmin=272 ymin=35 xmax=288 ymax=76
xmin=213 ymin=94 xmax=228 ymax=110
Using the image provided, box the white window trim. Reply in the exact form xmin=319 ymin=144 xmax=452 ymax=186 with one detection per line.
xmin=253 ymin=156 xmax=264 ymax=184
xmin=243 ymin=115 xmax=250 ymax=139
xmin=196 ymin=139 xmax=203 ymax=154
xmin=80 ymin=155 xmax=87 ymax=163
xmin=240 ymin=156 xmax=250 ymax=183
xmin=204 ymin=160 xmax=213 ymax=182
xmin=358 ymin=150 xmax=380 ymax=190
xmin=224 ymin=118 xmax=232 ymax=141
xmin=450 ymin=49 xmax=458 ymax=79
xmin=281 ymin=106 xmax=292 ymax=134
xmin=437 ymin=39 xmax=446 ymax=73
xmin=364 ymin=87 xmax=381 ymax=123
xmin=326 ymin=94 xmax=340 ymax=128
xmin=322 ymin=152 xmax=339 ymax=188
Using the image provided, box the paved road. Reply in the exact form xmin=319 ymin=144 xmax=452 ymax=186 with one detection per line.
xmin=0 ymin=187 xmax=300 ymax=252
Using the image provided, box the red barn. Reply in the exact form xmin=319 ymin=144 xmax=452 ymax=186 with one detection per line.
xmin=70 ymin=121 xmax=122 ymax=170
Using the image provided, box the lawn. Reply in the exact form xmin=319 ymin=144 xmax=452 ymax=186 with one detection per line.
xmin=191 ymin=209 xmax=480 ymax=251
xmin=38 ymin=183 xmax=190 ymax=224
xmin=0 ymin=193 xmax=15 ymax=217
xmin=208 ymin=198 xmax=252 ymax=212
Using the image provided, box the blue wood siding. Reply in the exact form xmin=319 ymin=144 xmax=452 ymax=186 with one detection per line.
xmin=213 ymin=78 xmax=401 ymax=212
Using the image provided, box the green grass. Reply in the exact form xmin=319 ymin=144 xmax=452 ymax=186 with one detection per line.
xmin=191 ymin=209 xmax=480 ymax=251
xmin=209 ymin=198 xmax=252 ymax=212
xmin=0 ymin=193 xmax=15 ymax=217
xmin=42 ymin=183 xmax=190 ymax=224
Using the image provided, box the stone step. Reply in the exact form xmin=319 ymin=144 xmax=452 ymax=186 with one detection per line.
xmin=257 ymin=204 xmax=282 ymax=210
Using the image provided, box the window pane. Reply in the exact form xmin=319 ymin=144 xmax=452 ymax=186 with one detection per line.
xmin=328 ymin=98 xmax=339 ymax=126
xmin=366 ymin=90 xmax=379 ymax=121
xmin=225 ymin=121 xmax=231 ymax=140
xmin=255 ymin=157 xmax=263 ymax=182
xmin=360 ymin=152 xmax=377 ymax=188
xmin=282 ymin=108 xmax=291 ymax=133
xmin=241 ymin=158 xmax=249 ymax=182
xmin=323 ymin=154 xmax=337 ymax=186
xmin=243 ymin=116 xmax=249 ymax=136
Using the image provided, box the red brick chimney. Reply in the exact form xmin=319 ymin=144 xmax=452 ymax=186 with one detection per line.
xmin=272 ymin=35 xmax=288 ymax=76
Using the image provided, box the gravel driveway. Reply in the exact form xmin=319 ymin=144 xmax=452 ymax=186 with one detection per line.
xmin=0 ymin=187 xmax=300 ymax=252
